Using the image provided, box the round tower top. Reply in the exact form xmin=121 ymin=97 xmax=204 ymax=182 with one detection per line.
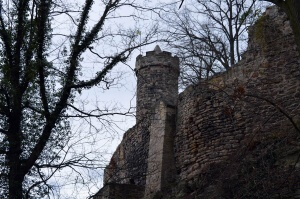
xmin=153 ymin=45 xmax=162 ymax=53
xmin=135 ymin=45 xmax=179 ymax=75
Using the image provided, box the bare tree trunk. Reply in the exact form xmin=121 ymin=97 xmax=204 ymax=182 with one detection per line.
xmin=9 ymin=173 xmax=24 ymax=199
xmin=8 ymin=134 xmax=24 ymax=199
xmin=7 ymin=95 xmax=24 ymax=198
xmin=228 ymin=0 xmax=235 ymax=65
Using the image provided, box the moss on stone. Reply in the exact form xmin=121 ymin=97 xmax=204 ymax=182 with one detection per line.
xmin=254 ymin=15 xmax=268 ymax=49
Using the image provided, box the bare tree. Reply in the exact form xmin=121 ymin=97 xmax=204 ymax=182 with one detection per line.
xmin=179 ymin=0 xmax=300 ymax=52
xmin=161 ymin=0 xmax=264 ymax=87
xmin=0 ymin=0 xmax=158 ymax=198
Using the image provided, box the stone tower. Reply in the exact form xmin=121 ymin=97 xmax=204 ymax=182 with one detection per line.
xmin=135 ymin=45 xmax=179 ymax=122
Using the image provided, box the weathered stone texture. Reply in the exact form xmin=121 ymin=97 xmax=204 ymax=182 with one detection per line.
xmin=98 ymin=6 xmax=300 ymax=199
xmin=104 ymin=125 xmax=150 ymax=186
xmin=135 ymin=46 xmax=179 ymax=122
xmin=93 ymin=184 xmax=145 ymax=199
xmin=104 ymin=46 xmax=180 ymax=187
xmin=145 ymin=102 xmax=176 ymax=198
xmin=174 ymin=6 xmax=300 ymax=183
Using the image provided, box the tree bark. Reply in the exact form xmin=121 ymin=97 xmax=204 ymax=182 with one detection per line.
xmin=228 ymin=0 xmax=235 ymax=66
xmin=9 ymin=172 xmax=24 ymax=199
xmin=7 ymin=90 xmax=24 ymax=198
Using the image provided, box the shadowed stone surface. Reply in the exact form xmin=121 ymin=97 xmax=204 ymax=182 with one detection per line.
xmin=96 ymin=7 xmax=300 ymax=199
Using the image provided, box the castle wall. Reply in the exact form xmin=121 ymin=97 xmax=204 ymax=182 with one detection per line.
xmin=94 ymin=184 xmax=145 ymax=199
xmin=104 ymin=47 xmax=179 ymax=187
xmin=174 ymin=7 xmax=300 ymax=183
xmin=145 ymin=102 xmax=176 ymax=197
xmin=99 ymin=6 xmax=300 ymax=198
xmin=104 ymin=125 xmax=150 ymax=185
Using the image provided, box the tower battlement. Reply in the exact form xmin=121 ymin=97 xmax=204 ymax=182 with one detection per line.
xmin=135 ymin=45 xmax=179 ymax=122
xmin=135 ymin=46 xmax=179 ymax=74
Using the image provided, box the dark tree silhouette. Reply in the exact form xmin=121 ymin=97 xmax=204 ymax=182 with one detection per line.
xmin=0 ymin=0 xmax=157 ymax=198
xmin=162 ymin=0 xmax=261 ymax=87
xmin=179 ymin=0 xmax=300 ymax=51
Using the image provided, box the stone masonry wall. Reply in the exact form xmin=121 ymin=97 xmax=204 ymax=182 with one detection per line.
xmin=174 ymin=6 xmax=300 ymax=183
xmin=145 ymin=102 xmax=176 ymax=197
xmin=104 ymin=46 xmax=180 ymax=187
xmin=100 ymin=6 xmax=300 ymax=198
xmin=104 ymin=125 xmax=150 ymax=186
xmin=135 ymin=46 xmax=179 ymax=122
xmin=94 ymin=184 xmax=145 ymax=199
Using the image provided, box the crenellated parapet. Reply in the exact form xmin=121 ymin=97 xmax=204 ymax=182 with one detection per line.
xmin=135 ymin=45 xmax=179 ymax=122
xmin=135 ymin=46 xmax=179 ymax=73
